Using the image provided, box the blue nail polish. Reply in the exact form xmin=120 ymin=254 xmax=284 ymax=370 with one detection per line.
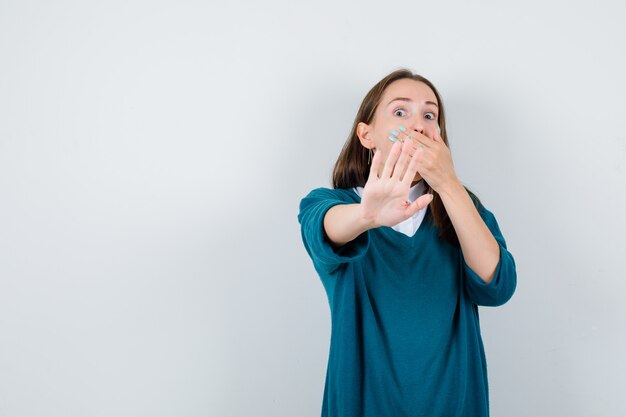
xmin=391 ymin=130 xmax=399 ymax=136
xmin=388 ymin=135 xmax=398 ymax=143
xmin=398 ymin=126 xmax=407 ymax=132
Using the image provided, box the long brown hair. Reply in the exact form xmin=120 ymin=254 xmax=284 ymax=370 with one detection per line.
xmin=331 ymin=68 xmax=483 ymax=246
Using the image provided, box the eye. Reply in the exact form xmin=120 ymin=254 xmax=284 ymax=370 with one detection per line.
xmin=393 ymin=108 xmax=407 ymax=117
xmin=425 ymin=112 xmax=437 ymax=120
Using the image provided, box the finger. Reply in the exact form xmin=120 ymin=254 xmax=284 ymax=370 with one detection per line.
xmin=407 ymin=139 xmax=428 ymax=157
xmin=401 ymin=135 xmax=428 ymax=161
xmin=392 ymin=140 xmax=412 ymax=181
xmin=381 ymin=140 xmax=402 ymax=178
xmin=410 ymin=132 xmax=434 ymax=148
xmin=394 ymin=130 xmax=423 ymax=145
xmin=401 ymin=146 xmax=425 ymax=185
xmin=404 ymin=193 xmax=434 ymax=217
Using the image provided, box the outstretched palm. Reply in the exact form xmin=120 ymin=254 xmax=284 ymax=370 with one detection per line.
xmin=360 ymin=140 xmax=434 ymax=228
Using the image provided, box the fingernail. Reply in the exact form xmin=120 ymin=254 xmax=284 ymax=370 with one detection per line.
xmin=390 ymin=130 xmax=399 ymax=136
xmin=398 ymin=126 xmax=407 ymax=132
xmin=388 ymin=136 xmax=398 ymax=143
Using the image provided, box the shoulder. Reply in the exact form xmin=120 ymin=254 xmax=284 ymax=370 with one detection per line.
xmin=465 ymin=187 xmax=485 ymax=212
xmin=464 ymin=186 xmax=501 ymax=224
xmin=463 ymin=187 xmax=506 ymax=236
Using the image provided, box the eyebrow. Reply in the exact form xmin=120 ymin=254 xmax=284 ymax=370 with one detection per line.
xmin=387 ymin=97 xmax=439 ymax=108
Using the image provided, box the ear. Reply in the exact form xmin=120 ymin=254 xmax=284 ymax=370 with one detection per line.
xmin=356 ymin=122 xmax=375 ymax=150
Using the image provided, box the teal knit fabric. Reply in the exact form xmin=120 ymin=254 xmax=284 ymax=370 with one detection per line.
xmin=297 ymin=187 xmax=517 ymax=417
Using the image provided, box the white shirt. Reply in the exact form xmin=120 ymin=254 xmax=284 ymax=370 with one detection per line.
xmin=353 ymin=180 xmax=429 ymax=237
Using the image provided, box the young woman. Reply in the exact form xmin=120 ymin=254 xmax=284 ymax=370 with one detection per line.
xmin=297 ymin=69 xmax=517 ymax=416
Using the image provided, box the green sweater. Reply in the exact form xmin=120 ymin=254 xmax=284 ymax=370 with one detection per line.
xmin=297 ymin=187 xmax=517 ymax=417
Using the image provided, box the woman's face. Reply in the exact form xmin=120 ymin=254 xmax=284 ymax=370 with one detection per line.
xmin=357 ymin=78 xmax=440 ymax=184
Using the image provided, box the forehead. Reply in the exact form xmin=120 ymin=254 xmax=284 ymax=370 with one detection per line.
xmin=382 ymin=79 xmax=437 ymax=104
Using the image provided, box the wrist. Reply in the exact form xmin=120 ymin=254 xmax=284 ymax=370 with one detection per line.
xmin=357 ymin=204 xmax=379 ymax=231
xmin=438 ymin=177 xmax=465 ymax=199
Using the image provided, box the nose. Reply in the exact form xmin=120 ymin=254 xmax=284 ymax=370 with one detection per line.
xmin=409 ymin=118 xmax=425 ymax=134
xmin=411 ymin=124 xmax=425 ymax=134
xmin=410 ymin=122 xmax=439 ymax=136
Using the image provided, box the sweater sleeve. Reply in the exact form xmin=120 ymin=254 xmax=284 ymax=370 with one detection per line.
xmin=297 ymin=187 xmax=370 ymax=275
xmin=462 ymin=200 xmax=517 ymax=307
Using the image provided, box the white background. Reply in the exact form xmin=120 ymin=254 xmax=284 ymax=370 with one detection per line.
xmin=1 ymin=0 xmax=625 ymax=416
